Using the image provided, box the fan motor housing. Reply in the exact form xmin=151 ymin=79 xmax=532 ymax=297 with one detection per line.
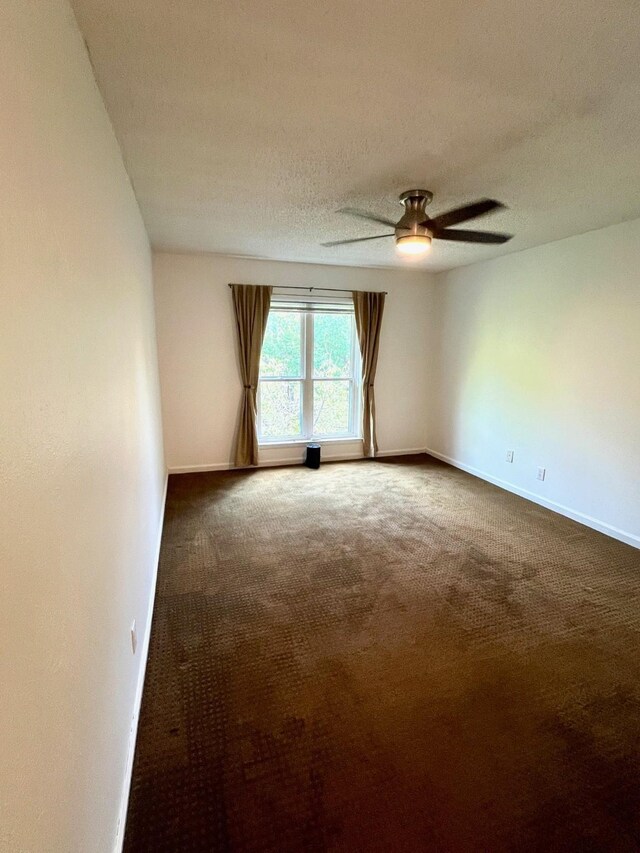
xmin=396 ymin=189 xmax=434 ymax=238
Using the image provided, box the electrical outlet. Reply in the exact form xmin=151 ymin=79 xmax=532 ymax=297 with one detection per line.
xmin=537 ymin=467 xmax=546 ymax=481
xmin=131 ymin=619 xmax=137 ymax=654
xmin=506 ymin=450 xmax=514 ymax=463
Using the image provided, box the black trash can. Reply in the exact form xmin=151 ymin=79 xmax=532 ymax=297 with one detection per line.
xmin=304 ymin=443 xmax=321 ymax=469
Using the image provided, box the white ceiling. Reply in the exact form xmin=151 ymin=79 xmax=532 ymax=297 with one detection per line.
xmin=71 ymin=0 xmax=640 ymax=271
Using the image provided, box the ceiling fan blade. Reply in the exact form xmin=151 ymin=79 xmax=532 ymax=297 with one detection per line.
xmin=321 ymin=233 xmax=395 ymax=247
xmin=337 ymin=207 xmax=398 ymax=228
xmin=433 ymin=228 xmax=513 ymax=244
xmin=429 ymin=199 xmax=505 ymax=230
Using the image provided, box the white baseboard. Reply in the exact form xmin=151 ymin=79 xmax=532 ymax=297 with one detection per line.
xmin=169 ymin=461 xmax=230 ymax=473
xmin=426 ymin=448 xmax=640 ymax=550
xmin=168 ymin=447 xmax=427 ymax=474
xmin=376 ymin=447 xmax=426 ymax=458
xmin=113 ymin=471 xmax=169 ymax=853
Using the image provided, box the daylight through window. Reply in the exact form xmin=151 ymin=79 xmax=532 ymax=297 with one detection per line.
xmin=258 ymin=301 xmax=361 ymax=442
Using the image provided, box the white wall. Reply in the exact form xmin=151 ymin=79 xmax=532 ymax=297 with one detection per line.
xmin=429 ymin=217 xmax=640 ymax=547
xmin=0 ymin=3 xmax=166 ymax=852
xmin=153 ymin=252 xmax=435 ymax=470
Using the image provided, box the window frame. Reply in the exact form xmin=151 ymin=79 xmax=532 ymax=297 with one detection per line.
xmin=257 ymin=299 xmax=362 ymax=445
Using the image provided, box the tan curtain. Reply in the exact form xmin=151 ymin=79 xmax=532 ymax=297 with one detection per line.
xmin=231 ymin=284 xmax=272 ymax=467
xmin=352 ymin=290 xmax=386 ymax=458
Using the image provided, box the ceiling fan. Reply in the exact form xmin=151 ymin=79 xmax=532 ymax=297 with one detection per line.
xmin=321 ymin=190 xmax=513 ymax=256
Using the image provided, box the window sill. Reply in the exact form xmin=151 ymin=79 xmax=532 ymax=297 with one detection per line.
xmin=259 ymin=436 xmax=363 ymax=449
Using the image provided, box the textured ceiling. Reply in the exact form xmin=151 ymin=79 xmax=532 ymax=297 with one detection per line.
xmin=71 ymin=0 xmax=640 ymax=271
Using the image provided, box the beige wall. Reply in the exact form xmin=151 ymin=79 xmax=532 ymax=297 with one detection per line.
xmin=429 ymin=217 xmax=640 ymax=547
xmin=153 ymin=252 xmax=435 ymax=471
xmin=0 ymin=3 xmax=166 ymax=851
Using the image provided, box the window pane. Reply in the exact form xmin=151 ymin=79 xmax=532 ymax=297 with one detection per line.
xmin=313 ymin=380 xmax=350 ymax=435
xmin=259 ymin=381 xmax=302 ymax=438
xmin=313 ymin=313 xmax=352 ymax=378
xmin=260 ymin=312 xmax=302 ymax=378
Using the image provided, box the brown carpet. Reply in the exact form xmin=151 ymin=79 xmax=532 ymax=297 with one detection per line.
xmin=124 ymin=454 xmax=640 ymax=853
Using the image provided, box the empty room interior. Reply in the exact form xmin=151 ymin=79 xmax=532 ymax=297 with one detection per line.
xmin=3 ymin=1 xmax=640 ymax=851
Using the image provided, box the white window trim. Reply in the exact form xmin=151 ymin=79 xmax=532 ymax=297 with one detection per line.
xmin=258 ymin=298 xmax=362 ymax=445
xmin=259 ymin=436 xmax=364 ymax=450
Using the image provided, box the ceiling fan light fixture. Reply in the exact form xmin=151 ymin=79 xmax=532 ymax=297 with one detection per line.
xmin=323 ymin=191 xmax=511 ymax=253
xmin=396 ymin=234 xmax=432 ymax=256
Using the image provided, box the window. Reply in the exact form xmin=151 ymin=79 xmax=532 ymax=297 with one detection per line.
xmin=258 ymin=300 xmax=361 ymax=443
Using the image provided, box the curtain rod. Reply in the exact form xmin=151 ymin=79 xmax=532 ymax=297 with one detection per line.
xmin=227 ymin=283 xmax=388 ymax=295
